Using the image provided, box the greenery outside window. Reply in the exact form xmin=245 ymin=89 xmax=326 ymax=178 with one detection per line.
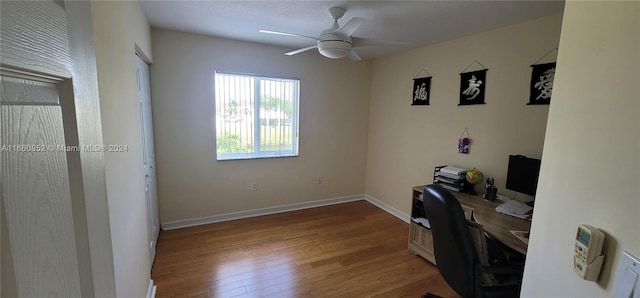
xmin=214 ymin=72 xmax=300 ymax=160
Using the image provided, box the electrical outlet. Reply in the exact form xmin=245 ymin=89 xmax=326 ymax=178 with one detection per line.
xmin=317 ymin=177 xmax=323 ymax=184
xmin=251 ymin=182 xmax=258 ymax=191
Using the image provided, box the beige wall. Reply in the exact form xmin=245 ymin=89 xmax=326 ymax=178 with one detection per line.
xmin=365 ymin=14 xmax=563 ymax=215
xmin=90 ymin=1 xmax=153 ymax=297
xmin=150 ymin=29 xmax=371 ymax=222
xmin=522 ymin=2 xmax=639 ymax=296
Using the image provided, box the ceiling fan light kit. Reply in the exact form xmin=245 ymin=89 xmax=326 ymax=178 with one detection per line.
xmin=318 ymin=35 xmax=352 ymax=59
xmin=259 ymin=6 xmax=405 ymax=61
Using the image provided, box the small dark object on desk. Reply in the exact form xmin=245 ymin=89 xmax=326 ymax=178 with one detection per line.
xmin=483 ymin=187 xmax=497 ymax=201
xmin=484 ymin=177 xmax=497 ymax=201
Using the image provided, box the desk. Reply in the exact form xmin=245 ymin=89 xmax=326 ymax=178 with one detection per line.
xmin=409 ymin=185 xmax=531 ymax=264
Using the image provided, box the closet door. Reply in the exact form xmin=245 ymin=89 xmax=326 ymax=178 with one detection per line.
xmin=136 ymin=54 xmax=159 ymax=265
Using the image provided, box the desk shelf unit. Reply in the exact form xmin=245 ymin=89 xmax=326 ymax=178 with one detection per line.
xmin=409 ymin=187 xmax=436 ymax=264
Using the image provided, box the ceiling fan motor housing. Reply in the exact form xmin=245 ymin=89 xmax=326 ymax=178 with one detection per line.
xmin=317 ymin=33 xmax=352 ymax=59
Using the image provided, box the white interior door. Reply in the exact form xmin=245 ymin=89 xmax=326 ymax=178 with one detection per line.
xmin=136 ymin=54 xmax=159 ymax=265
xmin=1 ymin=1 xmax=115 ymax=296
xmin=1 ymin=78 xmax=83 ymax=298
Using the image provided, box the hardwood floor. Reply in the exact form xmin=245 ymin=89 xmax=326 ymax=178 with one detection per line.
xmin=151 ymin=201 xmax=459 ymax=298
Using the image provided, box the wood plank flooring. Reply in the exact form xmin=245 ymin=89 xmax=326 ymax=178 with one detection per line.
xmin=151 ymin=201 xmax=459 ymax=298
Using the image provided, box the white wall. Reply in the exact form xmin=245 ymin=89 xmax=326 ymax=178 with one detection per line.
xmin=521 ymin=2 xmax=640 ymax=296
xmin=90 ymin=1 xmax=153 ymax=297
xmin=150 ymin=29 xmax=371 ymax=223
xmin=365 ymin=14 xmax=563 ymax=215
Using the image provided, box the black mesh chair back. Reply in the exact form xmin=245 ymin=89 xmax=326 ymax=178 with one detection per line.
xmin=423 ymin=184 xmax=479 ymax=298
xmin=423 ymin=184 xmax=524 ymax=298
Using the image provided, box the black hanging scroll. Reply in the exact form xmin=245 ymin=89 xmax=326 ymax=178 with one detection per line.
xmin=412 ymin=76 xmax=431 ymax=105
xmin=528 ymin=62 xmax=556 ymax=105
xmin=459 ymin=69 xmax=487 ymax=105
xmin=412 ymin=68 xmax=432 ymax=106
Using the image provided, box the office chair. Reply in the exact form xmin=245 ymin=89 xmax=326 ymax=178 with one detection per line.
xmin=422 ymin=184 xmax=522 ymax=298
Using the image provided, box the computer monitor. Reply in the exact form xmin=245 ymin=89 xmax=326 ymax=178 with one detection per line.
xmin=505 ymin=155 xmax=541 ymax=197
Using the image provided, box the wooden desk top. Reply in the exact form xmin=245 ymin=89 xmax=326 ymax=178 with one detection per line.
xmin=413 ymin=185 xmax=531 ymax=255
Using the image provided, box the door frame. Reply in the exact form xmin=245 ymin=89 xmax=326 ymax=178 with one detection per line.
xmin=62 ymin=1 xmax=117 ymax=296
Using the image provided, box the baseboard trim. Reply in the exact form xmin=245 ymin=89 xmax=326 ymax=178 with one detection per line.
xmin=161 ymin=195 xmax=365 ymax=230
xmin=146 ymin=279 xmax=156 ymax=298
xmin=364 ymin=194 xmax=411 ymax=223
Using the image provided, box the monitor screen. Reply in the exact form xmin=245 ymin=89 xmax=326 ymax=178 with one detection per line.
xmin=505 ymin=155 xmax=541 ymax=197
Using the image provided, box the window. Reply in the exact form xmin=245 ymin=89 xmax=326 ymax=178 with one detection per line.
xmin=214 ymin=72 xmax=299 ymax=160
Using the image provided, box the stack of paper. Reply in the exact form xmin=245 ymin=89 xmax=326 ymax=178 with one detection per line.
xmin=439 ymin=166 xmax=467 ymax=177
xmin=412 ymin=217 xmax=431 ymax=228
xmin=496 ymin=199 xmax=533 ymax=220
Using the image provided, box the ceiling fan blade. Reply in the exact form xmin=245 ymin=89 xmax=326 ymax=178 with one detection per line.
xmin=259 ymin=30 xmax=318 ymax=41
xmin=285 ymin=45 xmax=318 ymax=56
xmin=335 ymin=17 xmax=365 ymax=37
xmin=351 ymin=37 xmax=412 ymax=48
xmin=347 ymin=49 xmax=362 ymax=61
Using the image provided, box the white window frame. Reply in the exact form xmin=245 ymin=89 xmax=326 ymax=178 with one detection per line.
xmin=214 ymin=72 xmax=300 ymax=160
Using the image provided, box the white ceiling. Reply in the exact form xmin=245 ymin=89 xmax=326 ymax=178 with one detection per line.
xmin=140 ymin=0 xmax=565 ymax=60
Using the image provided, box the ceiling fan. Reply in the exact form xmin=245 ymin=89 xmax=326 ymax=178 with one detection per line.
xmin=259 ymin=7 xmax=406 ymax=61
